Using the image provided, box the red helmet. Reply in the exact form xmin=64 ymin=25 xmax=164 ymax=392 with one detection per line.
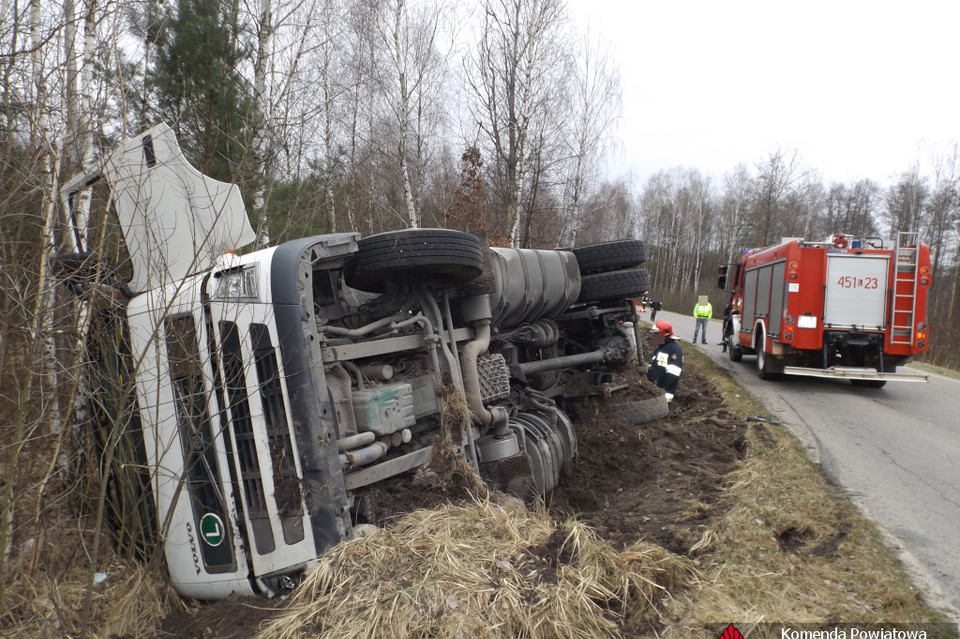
xmin=654 ymin=320 xmax=674 ymax=338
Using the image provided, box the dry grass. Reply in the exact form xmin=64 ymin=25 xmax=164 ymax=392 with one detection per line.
xmin=2 ymin=338 xmax=951 ymax=638
xmin=908 ymin=360 xmax=960 ymax=382
xmin=256 ymin=496 xmax=697 ymax=639
xmin=1 ymin=519 xmax=171 ymax=639
xmin=657 ymin=347 xmax=947 ymax=633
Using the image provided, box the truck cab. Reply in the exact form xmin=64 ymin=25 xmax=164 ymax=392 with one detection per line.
xmin=58 ymin=124 xmax=651 ymax=599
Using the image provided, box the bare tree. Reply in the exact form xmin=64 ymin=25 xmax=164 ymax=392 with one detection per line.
xmin=252 ymin=0 xmax=274 ymax=247
xmin=825 ymin=180 xmax=882 ymax=240
xmin=750 ymin=148 xmax=804 ymax=246
xmin=467 ymin=0 xmax=567 ymax=246
xmin=717 ymin=164 xmax=753 ymax=262
xmin=883 ymin=167 xmax=928 ymax=237
xmin=559 ymin=27 xmax=620 ymax=247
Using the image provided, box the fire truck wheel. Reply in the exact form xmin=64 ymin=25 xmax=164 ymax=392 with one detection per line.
xmin=569 ymin=239 xmax=646 ymax=274
xmin=755 ymin=339 xmax=782 ymax=380
xmin=753 ymin=326 xmax=783 ymax=379
xmin=603 ymin=394 xmax=670 ymax=424
xmin=343 ymin=229 xmax=484 ymax=293
xmin=726 ymin=324 xmax=743 ymax=362
xmin=577 ymin=268 xmax=650 ymax=303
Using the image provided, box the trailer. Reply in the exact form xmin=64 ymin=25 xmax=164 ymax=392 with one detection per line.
xmin=718 ymin=232 xmax=931 ymax=386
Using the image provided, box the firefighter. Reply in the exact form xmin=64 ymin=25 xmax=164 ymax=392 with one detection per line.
xmin=646 ymin=320 xmax=683 ymax=403
xmin=720 ymin=295 xmax=734 ymax=352
xmin=692 ymin=295 xmax=712 ymax=344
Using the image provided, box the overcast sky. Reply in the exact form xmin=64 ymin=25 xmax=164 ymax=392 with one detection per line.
xmin=568 ymin=0 xmax=960 ymax=186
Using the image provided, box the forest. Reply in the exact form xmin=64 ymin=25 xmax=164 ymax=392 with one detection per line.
xmin=1 ymin=0 xmax=959 ymax=631
xmin=3 ymin=0 xmax=957 ymax=368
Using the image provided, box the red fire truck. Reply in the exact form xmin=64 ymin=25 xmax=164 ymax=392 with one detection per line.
xmin=718 ymin=232 xmax=931 ymax=386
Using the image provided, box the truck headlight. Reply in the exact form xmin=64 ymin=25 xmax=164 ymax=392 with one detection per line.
xmin=213 ymin=265 xmax=260 ymax=301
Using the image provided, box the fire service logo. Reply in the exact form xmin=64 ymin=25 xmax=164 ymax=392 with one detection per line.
xmin=720 ymin=625 xmax=745 ymax=639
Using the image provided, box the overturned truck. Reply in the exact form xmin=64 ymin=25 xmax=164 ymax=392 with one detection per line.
xmin=58 ymin=124 xmax=649 ymax=600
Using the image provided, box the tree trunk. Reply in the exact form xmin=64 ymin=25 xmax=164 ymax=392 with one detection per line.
xmin=393 ymin=0 xmax=419 ymax=229
xmin=253 ymin=0 xmax=272 ymax=248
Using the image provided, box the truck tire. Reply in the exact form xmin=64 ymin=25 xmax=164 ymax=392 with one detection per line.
xmin=578 ymin=268 xmax=650 ymax=303
xmin=755 ymin=328 xmax=782 ymax=380
xmin=726 ymin=321 xmax=743 ymax=362
xmin=570 ymin=240 xmax=646 ymax=274
xmin=603 ymin=394 xmax=669 ymax=424
xmin=343 ymin=229 xmax=483 ymax=293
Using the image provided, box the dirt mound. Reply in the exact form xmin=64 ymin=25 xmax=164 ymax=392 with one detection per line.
xmin=552 ymin=365 xmax=745 ymax=554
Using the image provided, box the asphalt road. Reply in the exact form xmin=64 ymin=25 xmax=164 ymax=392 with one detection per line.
xmin=653 ymin=309 xmax=960 ymax=619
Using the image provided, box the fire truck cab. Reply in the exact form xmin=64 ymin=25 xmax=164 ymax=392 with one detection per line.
xmin=719 ymin=232 xmax=931 ymax=386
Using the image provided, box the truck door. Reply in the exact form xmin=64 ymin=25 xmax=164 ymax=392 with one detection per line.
xmin=743 ymin=269 xmax=758 ymax=329
xmin=824 ymin=254 xmax=889 ymax=330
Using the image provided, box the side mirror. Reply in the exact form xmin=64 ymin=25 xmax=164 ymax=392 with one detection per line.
xmin=717 ymin=275 xmax=726 ymax=289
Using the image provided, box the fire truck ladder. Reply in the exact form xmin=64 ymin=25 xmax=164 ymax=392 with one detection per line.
xmin=890 ymin=231 xmax=919 ymax=347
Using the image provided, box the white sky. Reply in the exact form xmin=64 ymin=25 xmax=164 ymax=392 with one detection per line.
xmin=569 ymin=0 xmax=960 ymax=186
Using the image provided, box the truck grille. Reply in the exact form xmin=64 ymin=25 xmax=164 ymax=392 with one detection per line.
xmin=220 ymin=321 xmax=275 ymax=554
xmin=250 ymin=324 xmax=305 ymax=545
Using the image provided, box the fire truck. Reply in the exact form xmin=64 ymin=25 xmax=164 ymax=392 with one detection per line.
xmin=718 ymin=232 xmax=931 ymax=386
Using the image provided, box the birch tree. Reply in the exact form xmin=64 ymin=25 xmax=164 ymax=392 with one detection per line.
xmin=560 ymin=28 xmax=620 ymax=247
xmin=252 ymin=0 xmax=274 ymax=246
xmin=717 ymin=164 xmax=753 ymax=262
xmin=467 ymin=0 xmax=567 ymax=247
xmin=370 ymin=0 xmax=450 ymax=229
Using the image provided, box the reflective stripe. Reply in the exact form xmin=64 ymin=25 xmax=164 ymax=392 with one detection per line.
xmin=666 ymin=364 xmax=682 ymax=376
xmin=665 ymin=393 xmax=674 ymax=402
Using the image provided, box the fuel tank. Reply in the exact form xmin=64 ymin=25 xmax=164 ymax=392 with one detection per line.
xmin=487 ymin=248 xmax=581 ymax=328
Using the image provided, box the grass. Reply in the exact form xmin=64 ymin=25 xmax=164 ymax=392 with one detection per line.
xmin=2 ymin=343 xmax=953 ymax=638
xmin=908 ymin=360 xmax=960 ymax=382
xmin=255 ymin=497 xmax=697 ymax=639
xmin=659 ymin=346 xmax=950 ymax=631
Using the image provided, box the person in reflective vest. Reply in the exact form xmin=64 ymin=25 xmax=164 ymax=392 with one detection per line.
xmin=646 ymin=320 xmax=683 ymax=402
xmin=692 ymin=296 xmax=712 ymax=344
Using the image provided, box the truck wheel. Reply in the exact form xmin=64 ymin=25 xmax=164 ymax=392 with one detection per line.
xmin=577 ymin=268 xmax=650 ymax=303
xmin=570 ymin=240 xmax=646 ymax=274
xmin=603 ymin=394 xmax=669 ymax=424
xmin=726 ymin=323 xmax=743 ymax=362
xmin=755 ymin=332 xmax=782 ymax=380
xmin=343 ymin=229 xmax=484 ymax=293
